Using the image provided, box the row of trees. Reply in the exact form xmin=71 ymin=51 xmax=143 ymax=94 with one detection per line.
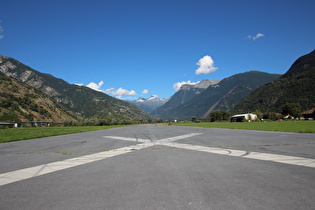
xmin=63 ymin=116 xmax=164 ymax=126
xmin=210 ymin=110 xmax=231 ymax=122
xmin=280 ymin=103 xmax=302 ymax=117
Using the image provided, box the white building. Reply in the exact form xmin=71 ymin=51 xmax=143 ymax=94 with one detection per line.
xmin=231 ymin=113 xmax=257 ymax=122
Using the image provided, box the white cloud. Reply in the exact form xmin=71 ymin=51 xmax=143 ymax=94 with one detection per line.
xmin=74 ymin=83 xmax=83 ymax=86
xmin=173 ymin=80 xmax=199 ymax=91
xmin=114 ymin=87 xmax=137 ymax=96
xmin=105 ymin=87 xmax=115 ymax=94
xmin=78 ymin=80 xmax=137 ymax=98
xmin=253 ymin=33 xmax=264 ymax=40
xmin=86 ymin=81 xmax=104 ymax=92
xmin=195 ymin=55 xmax=218 ymax=75
xmin=246 ymin=35 xmax=252 ymax=39
xmin=142 ymin=89 xmax=148 ymax=94
xmin=105 ymin=87 xmax=137 ymax=96
xmin=246 ymin=33 xmax=265 ymax=40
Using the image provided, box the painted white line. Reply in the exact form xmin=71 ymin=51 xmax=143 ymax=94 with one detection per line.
xmin=2 ymin=132 xmax=314 ymax=187
xmin=0 ymin=133 xmax=202 ymax=187
xmin=164 ymin=142 xmax=315 ymax=169
xmin=159 ymin=133 xmax=203 ymax=142
xmin=244 ymin=152 xmax=315 ymax=168
xmin=0 ymin=146 xmax=141 ymax=187
xmin=105 ymin=133 xmax=315 ymax=168
xmin=103 ymin=136 xmax=148 ymax=142
xmin=103 ymin=133 xmax=202 ymax=143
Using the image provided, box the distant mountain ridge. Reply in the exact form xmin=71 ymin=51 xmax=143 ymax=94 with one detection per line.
xmin=152 ymin=71 xmax=281 ymax=120
xmin=231 ymin=49 xmax=315 ymax=114
xmin=0 ymin=55 xmax=153 ymax=121
xmin=127 ymin=95 xmax=169 ymax=113
xmin=180 ymin=79 xmax=221 ymax=90
xmin=151 ymin=79 xmax=220 ymax=118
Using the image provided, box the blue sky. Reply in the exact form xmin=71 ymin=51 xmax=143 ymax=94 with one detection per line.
xmin=1 ymin=0 xmax=314 ymax=100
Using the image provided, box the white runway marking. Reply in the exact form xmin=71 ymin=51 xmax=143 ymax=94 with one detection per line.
xmin=0 ymin=145 xmax=136 ymax=186
xmin=1 ymin=132 xmax=315 ymax=187
xmin=104 ymin=136 xmax=147 ymax=142
xmin=0 ymin=133 xmax=202 ymax=186
xmin=164 ymin=142 xmax=315 ymax=169
xmin=103 ymin=133 xmax=203 ymax=143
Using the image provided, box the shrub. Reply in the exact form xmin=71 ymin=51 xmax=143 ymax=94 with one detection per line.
xmin=64 ymin=119 xmax=74 ymax=126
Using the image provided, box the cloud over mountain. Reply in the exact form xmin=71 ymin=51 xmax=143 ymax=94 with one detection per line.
xmin=173 ymin=80 xmax=199 ymax=91
xmin=80 ymin=81 xmax=137 ymax=99
xmin=87 ymin=81 xmax=104 ymax=92
xmin=105 ymin=87 xmax=137 ymax=98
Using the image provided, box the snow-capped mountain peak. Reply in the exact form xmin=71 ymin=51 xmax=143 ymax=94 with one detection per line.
xmin=136 ymin=97 xmax=146 ymax=102
xmin=147 ymin=94 xmax=159 ymax=101
xmin=126 ymin=95 xmax=170 ymax=113
xmin=135 ymin=95 xmax=163 ymax=102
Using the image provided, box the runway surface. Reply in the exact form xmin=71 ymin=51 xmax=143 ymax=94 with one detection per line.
xmin=1 ymin=125 xmax=315 ymax=209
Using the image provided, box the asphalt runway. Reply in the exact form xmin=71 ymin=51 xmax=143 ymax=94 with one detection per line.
xmin=1 ymin=125 xmax=315 ymax=209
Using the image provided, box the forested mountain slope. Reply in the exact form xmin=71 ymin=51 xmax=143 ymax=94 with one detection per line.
xmin=151 ymin=80 xmax=220 ymax=119
xmin=231 ymin=50 xmax=315 ymax=114
xmin=153 ymin=71 xmax=280 ymax=120
xmin=0 ymin=75 xmax=77 ymax=123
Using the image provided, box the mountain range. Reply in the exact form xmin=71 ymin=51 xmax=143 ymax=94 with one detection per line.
xmin=126 ymin=95 xmax=169 ymax=114
xmin=151 ymin=71 xmax=281 ymax=120
xmin=0 ymin=55 xmax=153 ymax=121
xmin=151 ymin=79 xmax=220 ymax=119
xmin=231 ymin=49 xmax=315 ymax=114
xmin=1 ymin=49 xmax=314 ymax=123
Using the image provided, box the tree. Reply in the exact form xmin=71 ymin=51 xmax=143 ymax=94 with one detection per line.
xmin=221 ymin=110 xmax=231 ymax=121
xmin=210 ymin=111 xmax=221 ymax=121
xmin=155 ymin=118 xmax=164 ymax=123
xmin=254 ymin=110 xmax=263 ymax=120
xmin=64 ymin=119 xmax=74 ymax=126
xmin=210 ymin=110 xmax=231 ymax=122
xmin=280 ymin=103 xmax=301 ymax=117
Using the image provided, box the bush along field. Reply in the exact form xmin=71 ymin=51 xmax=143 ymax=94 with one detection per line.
xmin=0 ymin=125 xmax=129 ymax=143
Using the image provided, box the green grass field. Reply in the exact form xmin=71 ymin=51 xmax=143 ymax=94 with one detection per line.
xmin=0 ymin=125 xmax=128 ymax=143
xmin=172 ymin=120 xmax=315 ymax=133
xmin=1 ymin=121 xmax=314 ymax=144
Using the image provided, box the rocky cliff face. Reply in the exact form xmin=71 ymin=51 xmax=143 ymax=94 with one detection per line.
xmin=180 ymin=79 xmax=221 ymax=90
xmin=0 ymin=56 xmax=59 ymax=97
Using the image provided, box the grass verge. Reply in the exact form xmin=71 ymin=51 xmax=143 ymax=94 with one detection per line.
xmin=172 ymin=120 xmax=315 ymax=133
xmin=0 ymin=125 xmax=128 ymax=143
